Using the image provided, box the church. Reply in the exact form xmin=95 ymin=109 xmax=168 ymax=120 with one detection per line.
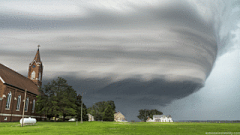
xmin=0 ymin=47 xmax=45 ymax=122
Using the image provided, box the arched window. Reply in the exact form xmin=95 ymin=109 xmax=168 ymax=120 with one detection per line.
xmin=16 ymin=95 xmax=21 ymax=111
xmin=24 ymin=97 xmax=29 ymax=112
xmin=31 ymin=71 xmax=35 ymax=79
xmin=39 ymin=72 xmax=41 ymax=81
xmin=32 ymin=99 xmax=35 ymax=113
xmin=5 ymin=91 xmax=12 ymax=109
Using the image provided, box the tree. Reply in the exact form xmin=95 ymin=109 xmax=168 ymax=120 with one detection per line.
xmin=36 ymin=77 xmax=77 ymax=121
xmin=106 ymin=100 xmax=116 ymax=114
xmin=88 ymin=100 xmax=116 ymax=121
xmin=137 ymin=109 xmax=147 ymax=122
xmin=36 ymin=81 xmax=56 ymax=120
xmin=56 ymin=78 xmax=77 ymax=121
xmin=76 ymin=94 xmax=88 ymax=121
xmin=149 ymin=109 xmax=163 ymax=119
xmin=137 ymin=109 xmax=163 ymax=122
xmin=103 ymin=105 xmax=114 ymax=121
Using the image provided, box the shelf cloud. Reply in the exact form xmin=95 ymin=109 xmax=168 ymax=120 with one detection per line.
xmin=1 ymin=0 xmax=239 ymax=120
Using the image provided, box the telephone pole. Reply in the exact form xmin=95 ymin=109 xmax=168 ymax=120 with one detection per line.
xmin=81 ymin=91 xmax=84 ymax=123
xmin=21 ymin=89 xmax=27 ymax=127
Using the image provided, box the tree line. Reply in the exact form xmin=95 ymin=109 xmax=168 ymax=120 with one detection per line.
xmin=36 ymin=77 xmax=164 ymax=122
xmin=137 ymin=109 xmax=163 ymax=122
xmin=36 ymin=77 xmax=115 ymax=121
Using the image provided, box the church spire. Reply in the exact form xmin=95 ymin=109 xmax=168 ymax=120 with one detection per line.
xmin=28 ymin=45 xmax=43 ymax=87
xmin=33 ymin=45 xmax=41 ymax=63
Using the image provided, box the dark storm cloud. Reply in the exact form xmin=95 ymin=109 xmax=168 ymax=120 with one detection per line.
xmin=42 ymin=74 xmax=203 ymax=120
xmin=93 ymin=78 xmax=203 ymax=103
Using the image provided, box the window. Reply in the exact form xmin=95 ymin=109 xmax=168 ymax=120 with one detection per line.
xmin=24 ymin=97 xmax=29 ymax=112
xmin=31 ymin=71 xmax=35 ymax=79
xmin=5 ymin=91 xmax=12 ymax=109
xmin=39 ymin=72 xmax=41 ymax=81
xmin=32 ymin=99 xmax=35 ymax=113
xmin=16 ymin=95 xmax=21 ymax=111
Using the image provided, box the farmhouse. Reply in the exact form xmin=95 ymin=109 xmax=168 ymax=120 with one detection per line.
xmin=87 ymin=114 xmax=94 ymax=121
xmin=146 ymin=115 xmax=173 ymax=122
xmin=114 ymin=111 xmax=127 ymax=122
xmin=0 ymin=47 xmax=45 ymax=122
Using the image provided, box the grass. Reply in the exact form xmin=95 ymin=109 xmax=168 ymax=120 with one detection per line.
xmin=0 ymin=121 xmax=240 ymax=135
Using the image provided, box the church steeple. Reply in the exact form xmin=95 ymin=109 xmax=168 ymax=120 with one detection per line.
xmin=28 ymin=45 xmax=43 ymax=87
xmin=34 ymin=45 xmax=41 ymax=63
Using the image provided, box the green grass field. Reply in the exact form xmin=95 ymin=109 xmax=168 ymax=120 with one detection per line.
xmin=1 ymin=121 xmax=240 ymax=135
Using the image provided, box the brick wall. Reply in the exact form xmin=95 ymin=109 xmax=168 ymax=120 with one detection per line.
xmin=0 ymin=82 xmax=3 ymax=98
xmin=0 ymin=84 xmax=39 ymax=122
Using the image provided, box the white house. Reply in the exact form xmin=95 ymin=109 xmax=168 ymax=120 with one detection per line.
xmin=87 ymin=114 xmax=94 ymax=121
xmin=146 ymin=115 xmax=173 ymax=122
xmin=114 ymin=111 xmax=128 ymax=122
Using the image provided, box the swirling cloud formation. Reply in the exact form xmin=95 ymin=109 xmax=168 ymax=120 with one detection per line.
xmin=0 ymin=0 xmax=239 ymax=120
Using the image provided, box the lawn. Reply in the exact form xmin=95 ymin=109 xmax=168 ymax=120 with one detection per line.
xmin=1 ymin=121 xmax=240 ymax=135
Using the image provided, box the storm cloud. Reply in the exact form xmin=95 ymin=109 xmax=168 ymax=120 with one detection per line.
xmin=0 ymin=0 xmax=240 ymax=120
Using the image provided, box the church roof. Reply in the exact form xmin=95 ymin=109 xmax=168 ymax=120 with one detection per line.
xmin=0 ymin=63 xmax=39 ymax=95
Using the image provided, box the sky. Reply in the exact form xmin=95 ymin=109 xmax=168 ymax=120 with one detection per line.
xmin=0 ymin=0 xmax=240 ymax=121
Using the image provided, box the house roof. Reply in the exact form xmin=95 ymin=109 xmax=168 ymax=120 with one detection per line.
xmin=153 ymin=115 xmax=172 ymax=118
xmin=114 ymin=111 xmax=126 ymax=118
xmin=153 ymin=115 xmax=163 ymax=118
xmin=0 ymin=63 xmax=39 ymax=95
xmin=114 ymin=111 xmax=124 ymax=116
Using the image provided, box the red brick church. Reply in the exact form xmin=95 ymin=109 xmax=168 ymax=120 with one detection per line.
xmin=0 ymin=47 xmax=45 ymax=122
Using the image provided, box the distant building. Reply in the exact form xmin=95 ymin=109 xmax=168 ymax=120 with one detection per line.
xmin=0 ymin=47 xmax=45 ymax=122
xmin=87 ymin=114 xmax=94 ymax=121
xmin=114 ymin=111 xmax=127 ymax=122
xmin=146 ymin=115 xmax=173 ymax=122
xmin=68 ymin=118 xmax=76 ymax=121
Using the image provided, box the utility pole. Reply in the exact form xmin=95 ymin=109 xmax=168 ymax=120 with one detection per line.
xmin=22 ymin=89 xmax=27 ymax=127
xmin=81 ymin=91 xmax=84 ymax=123
xmin=145 ymin=109 xmax=146 ymax=122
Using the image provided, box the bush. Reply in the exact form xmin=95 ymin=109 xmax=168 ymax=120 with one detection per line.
xmin=58 ymin=118 xmax=63 ymax=122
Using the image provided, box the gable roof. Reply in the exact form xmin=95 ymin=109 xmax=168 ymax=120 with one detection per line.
xmin=153 ymin=115 xmax=172 ymax=118
xmin=153 ymin=115 xmax=164 ymax=118
xmin=0 ymin=63 xmax=39 ymax=95
xmin=114 ymin=111 xmax=126 ymax=118
xmin=114 ymin=111 xmax=123 ymax=115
